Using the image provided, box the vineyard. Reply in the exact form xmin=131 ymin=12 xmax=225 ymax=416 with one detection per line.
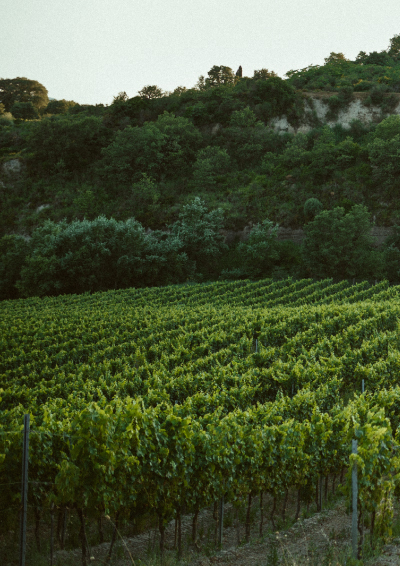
xmin=2 ymin=277 xmax=400 ymax=565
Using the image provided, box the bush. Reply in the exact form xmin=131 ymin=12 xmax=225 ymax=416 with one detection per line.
xmin=0 ymin=235 xmax=29 ymax=300
xmin=100 ymin=112 xmax=201 ymax=185
xmin=302 ymin=205 xmax=381 ymax=279
xmin=14 ymin=203 xmax=225 ymax=298
xmin=382 ymin=225 xmax=400 ymax=282
xmin=27 ymin=114 xmax=111 ymax=175
xmin=170 ymin=197 xmax=227 ymax=277
xmin=193 ymin=146 xmax=231 ymax=188
xmin=16 ymin=217 xmax=151 ymax=297
xmin=304 ymin=198 xmax=323 ymax=220
xmin=224 ymin=220 xmax=280 ymax=279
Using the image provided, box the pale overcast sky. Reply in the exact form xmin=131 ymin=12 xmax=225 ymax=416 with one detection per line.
xmin=2 ymin=0 xmax=400 ymax=105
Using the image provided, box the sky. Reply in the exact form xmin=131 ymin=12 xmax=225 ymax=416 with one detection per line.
xmin=3 ymin=0 xmax=400 ymax=106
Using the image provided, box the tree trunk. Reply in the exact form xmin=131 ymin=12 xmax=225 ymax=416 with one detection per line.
xmin=332 ymin=475 xmax=336 ymax=495
xmin=174 ymin=517 xmax=178 ymax=550
xmin=259 ymin=492 xmax=264 ymax=537
xmin=76 ymin=508 xmax=87 ymax=566
xmin=316 ymin=478 xmax=320 ymax=512
xmin=61 ymin=508 xmax=68 ymax=550
xmin=56 ymin=509 xmax=62 ymax=548
xmin=177 ymin=511 xmax=182 ymax=558
xmin=370 ymin=510 xmax=376 ymax=548
xmin=106 ymin=512 xmax=119 ymax=563
xmin=340 ymin=467 xmax=344 ymax=485
xmin=34 ymin=507 xmax=41 ymax=552
xmin=235 ymin=506 xmax=241 ymax=546
xmin=213 ymin=501 xmax=219 ymax=547
xmin=295 ymin=489 xmax=301 ymax=521
xmin=282 ymin=489 xmax=289 ymax=521
xmin=245 ymin=494 xmax=252 ymax=542
xmin=270 ymin=496 xmax=276 ymax=530
xmin=98 ymin=515 xmax=104 ymax=544
xmin=324 ymin=476 xmax=328 ymax=501
xmin=158 ymin=512 xmax=165 ymax=561
xmin=357 ymin=508 xmax=364 ymax=559
xmin=192 ymin=507 xmax=200 ymax=545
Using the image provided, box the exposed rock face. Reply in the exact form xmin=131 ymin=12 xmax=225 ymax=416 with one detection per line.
xmin=36 ymin=204 xmax=51 ymax=213
xmin=270 ymin=93 xmax=400 ymax=134
xmin=2 ymin=159 xmax=22 ymax=175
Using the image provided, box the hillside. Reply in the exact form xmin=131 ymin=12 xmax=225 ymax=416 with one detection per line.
xmin=3 ymin=36 xmax=400 ymax=299
xmin=1 ymin=36 xmax=400 ymax=237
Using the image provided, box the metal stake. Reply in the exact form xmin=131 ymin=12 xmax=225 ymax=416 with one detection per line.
xmin=19 ymin=414 xmax=30 ymax=566
xmin=362 ymin=379 xmax=365 ymax=394
xmin=352 ymin=440 xmax=358 ymax=559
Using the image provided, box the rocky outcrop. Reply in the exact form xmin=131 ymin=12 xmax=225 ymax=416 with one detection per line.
xmin=2 ymin=158 xmax=23 ymax=176
xmin=270 ymin=92 xmax=400 ymax=134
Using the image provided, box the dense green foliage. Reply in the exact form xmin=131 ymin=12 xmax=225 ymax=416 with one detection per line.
xmin=1 ymin=280 xmax=400 ymax=563
xmin=3 ymin=200 xmax=400 ymax=300
xmin=3 ymin=34 xmax=400 ymax=282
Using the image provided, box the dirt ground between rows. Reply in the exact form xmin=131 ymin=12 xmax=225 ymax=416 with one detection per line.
xmin=50 ymin=491 xmax=400 ymax=566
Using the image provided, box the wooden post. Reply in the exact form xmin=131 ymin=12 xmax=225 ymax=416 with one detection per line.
xmin=19 ymin=414 xmax=30 ymax=566
xmin=352 ymin=440 xmax=358 ymax=559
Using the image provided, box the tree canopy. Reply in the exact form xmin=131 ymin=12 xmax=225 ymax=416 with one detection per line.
xmin=0 ymin=77 xmax=48 ymax=112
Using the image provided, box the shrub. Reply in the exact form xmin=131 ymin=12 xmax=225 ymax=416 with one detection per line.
xmin=304 ymin=198 xmax=323 ymax=220
xmin=302 ymin=205 xmax=381 ymax=279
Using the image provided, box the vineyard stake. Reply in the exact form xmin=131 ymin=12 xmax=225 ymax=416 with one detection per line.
xmin=352 ymin=440 xmax=358 ymax=559
xmin=218 ymin=496 xmax=224 ymax=548
xmin=19 ymin=414 xmax=30 ymax=566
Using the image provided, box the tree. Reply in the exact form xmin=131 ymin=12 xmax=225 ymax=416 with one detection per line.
xmin=368 ymin=117 xmax=400 ymax=184
xmin=224 ymin=108 xmax=283 ymax=168
xmin=172 ymin=86 xmax=187 ymax=95
xmin=0 ymin=235 xmax=29 ymax=300
xmin=304 ymin=198 xmax=323 ymax=220
xmin=206 ymin=65 xmax=236 ymax=87
xmin=100 ymin=112 xmax=201 ymax=184
xmin=324 ymin=52 xmax=349 ymax=65
xmin=170 ymin=197 xmax=227 ymax=276
xmin=138 ymin=85 xmax=164 ymax=99
xmin=195 ymin=66 xmax=236 ymax=90
xmin=0 ymin=77 xmax=48 ymax=112
xmin=11 ymin=101 xmax=38 ymax=120
xmin=16 ymin=217 xmax=150 ymax=297
xmin=253 ymin=69 xmax=277 ymax=80
xmin=302 ymin=205 xmax=380 ymax=279
xmin=45 ymin=99 xmax=77 ymax=115
xmin=355 ymin=51 xmax=392 ymax=66
xmin=193 ymin=146 xmax=231 ymax=188
xmin=27 ymin=114 xmax=111 ymax=175
xmin=113 ymin=91 xmax=128 ymax=103
xmin=234 ymin=220 xmax=280 ymax=278
xmin=387 ymin=34 xmax=400 ymax=59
